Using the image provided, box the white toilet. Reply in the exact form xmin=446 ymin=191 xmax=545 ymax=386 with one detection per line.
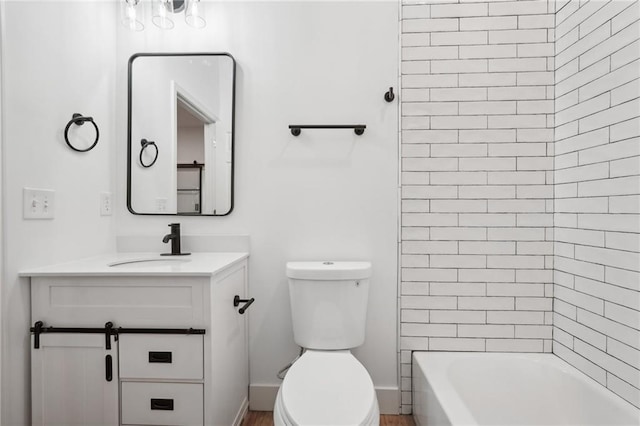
xmin=273 ymin=261 xmax=380 ymax=426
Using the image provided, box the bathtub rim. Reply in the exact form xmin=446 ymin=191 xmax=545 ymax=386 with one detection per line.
xmin=412 ymin=351 xmax=640 ymax=425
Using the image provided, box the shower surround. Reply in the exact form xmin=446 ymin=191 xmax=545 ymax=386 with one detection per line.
xmin=399 ymin=0 xmax=639 ymax=414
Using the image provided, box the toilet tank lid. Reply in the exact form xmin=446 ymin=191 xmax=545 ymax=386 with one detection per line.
xmin=286 ymin=261 xmax=372 ymax=280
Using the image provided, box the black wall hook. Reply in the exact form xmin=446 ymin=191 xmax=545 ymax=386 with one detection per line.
xmin=384 ymin=87 xmax=395 ymax=103
xmin=64 ymin=113 xmax=100 ymax=152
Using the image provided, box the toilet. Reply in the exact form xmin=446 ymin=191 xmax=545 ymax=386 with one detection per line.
xmin=273 ymin=261 xmax=380 ymax=426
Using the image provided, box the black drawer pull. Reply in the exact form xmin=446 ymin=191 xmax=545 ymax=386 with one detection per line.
xmin=105 ymin=355 xmax=112 ymax=382
xmin=149 ymin=351 xmax=172 ymax=363
xmin=150 ymin=398 xmax=174 ymax=411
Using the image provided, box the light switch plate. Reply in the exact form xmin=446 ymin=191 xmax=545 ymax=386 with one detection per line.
xmin=23 ymin=188 xmax=55 ymax=219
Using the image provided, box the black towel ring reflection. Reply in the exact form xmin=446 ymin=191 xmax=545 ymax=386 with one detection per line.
xmin=64 ymin=113 xmax=100 ymax=152
xmin=140 ymin=139 xmax=159 ymax=168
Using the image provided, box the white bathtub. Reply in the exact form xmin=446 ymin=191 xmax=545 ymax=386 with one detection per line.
xmin=413 ymin=352 xmax=640 ymax=426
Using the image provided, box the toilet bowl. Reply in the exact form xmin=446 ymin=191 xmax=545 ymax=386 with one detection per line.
xmin=273 ymin=350 xmax=379 ymax=426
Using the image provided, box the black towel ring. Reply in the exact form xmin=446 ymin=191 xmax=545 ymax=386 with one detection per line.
xmin=140 ymin=139 xmax=159 ymax=168
xmin=64 ymin=113 xmax=99 ymax=152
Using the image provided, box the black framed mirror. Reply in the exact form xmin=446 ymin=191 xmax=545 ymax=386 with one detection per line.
xmin=127 ymin=53 xmax=235 ymax=216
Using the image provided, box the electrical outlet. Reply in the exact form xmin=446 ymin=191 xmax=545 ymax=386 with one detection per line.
xmin=100 ymin=192 xmax=112 ymax=216
xmin=23 ymin=188 xmax=55 ymax=220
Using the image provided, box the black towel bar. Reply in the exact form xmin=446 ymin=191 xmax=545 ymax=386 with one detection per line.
xmin=289 ymin=124 xmax=366 ymax=136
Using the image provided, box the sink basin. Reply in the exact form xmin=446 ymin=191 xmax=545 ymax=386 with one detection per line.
xmin=108 ymin=257 xmax=192 ymax=268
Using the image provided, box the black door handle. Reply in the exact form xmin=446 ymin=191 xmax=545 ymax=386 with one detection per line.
xmin=105 ymin=355 xmax=113 ymax=382
xmin=233 ymin=295 xmax=255 ymax=314
xmin=149 ymin=351 xmax=172 ymax=363
xmin=150 ymin=398 xmax=174 ymax=411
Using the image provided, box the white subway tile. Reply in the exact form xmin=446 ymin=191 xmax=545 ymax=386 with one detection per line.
xmin=489 ymin=199 xmax=546 ymax=213
xmin=580 ymin=138 xmax=640 ymax=166
xmin=611 ymin=39 xmax=640 ymax=70
xmin=578 ymin=309 xmax=640 ymax=350
xmin=402 ymin=200 xmax=431 ymax=213
xmin=431 ymin=171 xmax=488 ymax=185
xmin=431 ymin=282 xmax=486 ymax=296
xmin=403 ymin=18 xmax=458 ymax=33
xmin=403 ymin=185 xmax=458 ymax=199
xmin=579 ymin=0 xmax=632 ymax=38
xmin=431 ymin=199 xmax=488 ymax=213
xmin=611 ymin=78 xmax=640 ymax=106
xmin=517 ymin=241 xmax=553 ymax=255
xmin=402 ymin=172 xmax=430 ymax=185
xmin=403 ymin=157 xmax=458 ymax=172
xmin=401 ymin=88 xmax=430 ymax=101
xmin=488 ymin=283 xmax=544 ymax=297
xmin=402 ymin=46 xmax=459 ymax=60
xmin=401 ymin=295 xmax=458 ymax=309
xmin=431 ymin=310 xmax=486 ymax=324
xmin=402 ymin=101 xmax=459 ymax=116
xmin=460 ymin=74 xmax=517 ymax=88
xmin=460 ymin=241 xmax=516 ymax=255
xmin=556 ymin=92 xmax=611 ymax=126
xmin=459 ymin=269 xmax=516 ymax=283
xmin=461 ymin=16 xmax=518 ymax=31
xmin=402 ymin=74 xmax=459 ymax=88
xmin=555 ymin=127 xmax=609 ymax=155
xmin=403 ymin=241 xmax=458 ymax=255
xmin=460 ymin=129 xmax=516 ymax=143
xmin=460 ymin=213 xmax=517 ymax=227
xmin=488 ymin=255 xmax=545 ymax=269
xmin=402 ymin=323 xmax=457 ymax=337
xmin=574 ymin=340 xmax=639 ymax=388
xmin=401 ymin=227 xmax=430 ymax=241
xmin=606 ymin=230 xmax=640 ymax=252
xmin=459 ymin=185 xmax=516 ymax=199
xmin=460 ymin=324 xmax=515 ymax=338
xmin=605 ymin=303 xmax=640 ymax=333
xmin=611 ymin=117 xmax=640 ymax=142
xmin=402 ymin=4 xmax=430 ymax=20
xmin=519 ymin=14 xmax=555 ymax=29
xmin=515 ymin=325 xmax=553 ymax=338
xmin=557 ymin=57 xmax=610 ymax=97
xmin=554 ymin=342 xmax=607 ymax=385
xmin=488 ymin=114 xmax=548 ymax=128
xmin=517 ymin=128 xmax=554 ymax=142
xmin=489 ymin=1 xmax=548 ymax=17
xmin=578 ymin=176 xmax=640 ymax=198
xmin=554 ymin=313 xmax=607 ymax=350
xmin=580 ymin=22 xmax=639 ymax=70
xmin=432 ymin=2 xmax=488 ymax=18
xmin=607 ymin=374 xmax=640 ymax=409
xmin=403 ymin=213 xmax=458 ymax=227
xmin=401 ymin=309 xmax=429 ymax=324
xmin=555 ymin=285 xmax=605 ymax=315
xmin=555 ymin=163 xmax=609 ymax=184
xmin=556 ymin=90 xmax=579 ymax=111
xmin=401 ymin=144 xmax=430 ymax=158
xmin=556 ymin=22 xmax=610 ymax=68
xmin=432 ymin=115 xmax=488 ymax=129
xmin=575 ymin=276 xmax=640 ymax=311
xmin=432 ymin=144 xmax=488 ymax=157
xmin=517 ymin=157 xmax=553 ymax=170
xmin=517 ymin=71 xmax=554 ymax=86
xmin=488 ymin=171 xmax=547 ymax=185
xmin=555 ymin=256 xmax=605 ymax=281
xmin=430 ymin=338 xmax=486 ymax=351
xmin=555 ymin=197 xmax=609 ymax=213
xmin=403 ymin=129 xmax=458 ymax=144
xmin=517 ymin=42 xmax=554 ymax=57
xmin=432 ymin=59 xmax=489 ymax=74
xmin=579 ymin=59 xmax=638 ymax=102
xmin=489 ymin=57 xmax=548 ymax=72
xmin=490 ymin=29 xmax=548 ymax=44
xmin=610 ymin=156 xmax=640 ymax=178
xmin=402 ymin=62 xmax=431 ymax=76
xmin=402 ymin=116 xmax=430 ymax=130
xmin=576 ymin=245 xmax=640 ymax=272
xmin=459 ymin=296 xmax=515 ymax=310
xmin=401 ymin=33 xmax=431 ymax=47
xmin=459 ymin=157 xmax=516 ymax=171
xmin=432 ymin=31 xmax=488 ymax=46
xmin=460 ymin=44 xmax=517 ymax=59
xmin=431 ymin=227 xmax=487 ymax=241
xmin=556 ymin=0 xmax=607 ymax=39
xmin=431 ymin=254 xmax=487 ymax=269
xmin=488 ymin=86 xmax=547 ymax=100
xmin=400 ymin=336 xmax=429 ymax=351
xmin=488 ymin=311 xmax=545 ymax=324
xmin=401 ymin=257 xmax=430 ymax=270
xmin=611 ymin=0 xmax=639 ymax=34
xmin=488 ymin=227 xmax=546 ymax=241
xmin=516 ymin=212 xmax=553 ymax=227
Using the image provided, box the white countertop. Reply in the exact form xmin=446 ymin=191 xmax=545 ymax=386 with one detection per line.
xmin=19 ymin=252 xmax=249 ymax=277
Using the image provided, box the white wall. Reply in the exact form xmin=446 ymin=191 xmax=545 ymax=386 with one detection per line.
xmin=553 ymin=0 xmax=640 ymax=409
xmin=116 ymin=0 xmax=400 ymax=412
xmin=399 ymin=0 xmax=555 ymax=414
xmin=0 ymin=1 xmax=117 ymax=425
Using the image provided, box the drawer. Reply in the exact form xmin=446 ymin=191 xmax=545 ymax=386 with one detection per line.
xmin=121 ymin=382 xmax=203 ymax=426
xmin=119 ymin=334 xmax=203 ymax=380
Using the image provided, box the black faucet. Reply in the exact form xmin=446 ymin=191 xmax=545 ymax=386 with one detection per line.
xmin=161 ymin=223 xmax=190 ymax=256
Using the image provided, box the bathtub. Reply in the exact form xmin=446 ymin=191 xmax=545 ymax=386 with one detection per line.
xmin=413 ymin=352 xmax=640 ymax=426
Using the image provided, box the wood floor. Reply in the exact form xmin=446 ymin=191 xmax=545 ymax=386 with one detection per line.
xmin=242 ymin=410 xmax=415 ymax=426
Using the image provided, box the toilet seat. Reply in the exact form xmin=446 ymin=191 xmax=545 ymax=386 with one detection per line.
xmin=275 ymin=350 xmax=379 ymax=425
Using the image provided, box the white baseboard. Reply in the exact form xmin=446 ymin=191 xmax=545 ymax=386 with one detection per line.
xmin=249 ymin=384 xmax=400 ymax=415
xmin=233 ymin=397 xmax=249 ymax=426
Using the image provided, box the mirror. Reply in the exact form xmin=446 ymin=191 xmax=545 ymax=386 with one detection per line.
xmin=127 ymin=53 xmax=235 ymax=215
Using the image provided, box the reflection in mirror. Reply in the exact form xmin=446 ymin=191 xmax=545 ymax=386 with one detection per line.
xmin=127 ymin=53 xmax=235 ymax=215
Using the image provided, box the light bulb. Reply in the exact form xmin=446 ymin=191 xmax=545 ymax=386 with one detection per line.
xmin=186 ymin=0 xmax=206 ymax=29
xmin=121 ymin=0 xmax=144 ymax=32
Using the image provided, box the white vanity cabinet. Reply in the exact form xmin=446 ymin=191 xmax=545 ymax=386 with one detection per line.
xmin=25 ymin=253 xmax=250 ymax=426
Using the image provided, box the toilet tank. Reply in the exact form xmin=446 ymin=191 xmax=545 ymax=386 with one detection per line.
xmin=286 ymin=261 xmax=372 ymax=350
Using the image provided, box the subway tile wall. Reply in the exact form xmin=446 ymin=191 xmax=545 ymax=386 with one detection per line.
xmin=399 ymin=0 xmax=556 ymax=413
xmin=552 ymin=0 xmax=640 ymax=409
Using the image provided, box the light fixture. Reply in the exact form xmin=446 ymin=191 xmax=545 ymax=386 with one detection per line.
xmin=122 ymin=0 xmax=207 ymax=31
xmin=121 ymin=0 xmax=144 ymax=32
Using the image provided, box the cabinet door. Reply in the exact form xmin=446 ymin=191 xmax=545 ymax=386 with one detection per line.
xmin=32 ymin=334 xmax=118 ymax=426
xmin=210 ymin=264 xmax=249 ymax=425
